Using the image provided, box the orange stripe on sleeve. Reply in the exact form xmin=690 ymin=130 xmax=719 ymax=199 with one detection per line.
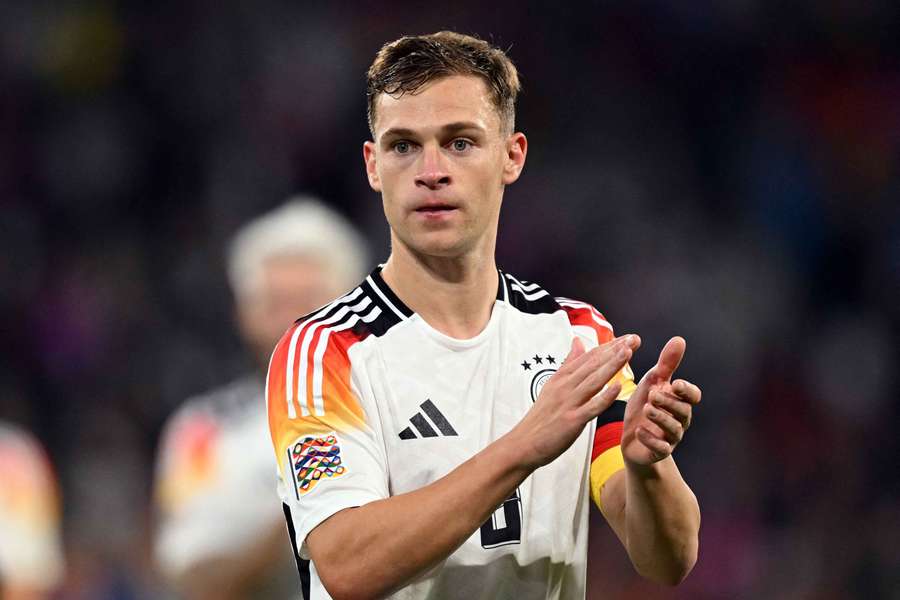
xmin=267 ymin=322 xmax=370 ymax=479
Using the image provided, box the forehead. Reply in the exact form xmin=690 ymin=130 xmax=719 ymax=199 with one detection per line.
xmin=373 ymin=75 xmax=500 ymax=136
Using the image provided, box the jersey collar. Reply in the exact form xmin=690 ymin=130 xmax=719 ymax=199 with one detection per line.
xmin=366 ymin=264 xmax=507 ymax=320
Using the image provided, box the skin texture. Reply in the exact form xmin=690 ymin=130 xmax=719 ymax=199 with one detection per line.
xmin=601 ymin=337 xmax=701 ymax=584
xmin=305 ymin=74 xmax=700 ymax=599
xmin=363 ymin=75 xmax=526 ymax=339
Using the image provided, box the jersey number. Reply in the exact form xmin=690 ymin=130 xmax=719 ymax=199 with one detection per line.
xmin=480 ymin=488 xmax=522 ymax=548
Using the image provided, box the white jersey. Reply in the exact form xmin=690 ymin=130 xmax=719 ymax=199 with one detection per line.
xmin=0 ymin=422 xmax=65 ymax=591
xmin=154 ymin=375 xmax=297 ymax=598
xmin=267 ymin=268 xmax=635 ymax=600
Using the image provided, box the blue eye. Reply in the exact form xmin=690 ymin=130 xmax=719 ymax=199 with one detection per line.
xmin=394 ymin=141 xmax=410 ymax=153
xmin=452 ymin=139 xmax=470 ymax=151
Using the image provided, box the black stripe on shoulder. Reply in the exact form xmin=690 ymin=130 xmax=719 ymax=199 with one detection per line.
xmin=290 ymin=282 xmax=405 ymax=342
xmin=291 ymin=286 xmax=370 ymax=328
xmin=597 ymin=399 xmax=626 ymax=427
xmin=357 ymin=278 xmax=405 ymax=337
xmin=367 ymin=266 xmax=414 ymax=318
xmin=502 ymin=273 xmax=561 ymax=315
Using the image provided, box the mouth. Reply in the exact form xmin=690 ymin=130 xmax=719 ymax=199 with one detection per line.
xmin=414 ymin=202 xmax=458 ymax=215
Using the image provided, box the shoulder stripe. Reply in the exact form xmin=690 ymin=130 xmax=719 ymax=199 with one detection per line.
xmin=501 ymin=272 xmax=560 ymax=315
xmin=310 ymin=304 xmax=382 ymax=415
xmin=509 ymin=282 xmax=550 ymax=301
xmin=293 ymin=295 xmax=372 ymax=418
xmin=505 ymin=273 xmax=542 ymax=292
xmin=557 ymin=298 xmax=613 ymax=332
xmin=366 ymin=274 xmax=408 ymax=321
xmin=284 ymin=287 xmax=365 ymax=419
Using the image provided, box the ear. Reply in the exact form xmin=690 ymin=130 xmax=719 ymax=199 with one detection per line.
xmin=363 ymin=141 xmax=381 ymax=192
xmin=502 ymin=132 xmax=527 ymax=185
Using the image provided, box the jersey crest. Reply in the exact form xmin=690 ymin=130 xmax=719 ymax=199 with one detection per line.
xmin=518 ymin=351 xmax=560 ymax=402
xmin=287 ymin=432 xmax=346 ymax=499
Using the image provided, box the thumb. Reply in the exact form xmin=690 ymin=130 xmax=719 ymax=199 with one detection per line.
xmin=649 ymin=336 xmax=686 ymax=383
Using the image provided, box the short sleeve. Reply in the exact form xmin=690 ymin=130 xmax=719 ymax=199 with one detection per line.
xmin=556 ymin=299 xmax=636 ymax=511
xmin=267 ymin=320 xmax=388 ymax=559
xmin=0 ymin=426 xmax=65 ymax=590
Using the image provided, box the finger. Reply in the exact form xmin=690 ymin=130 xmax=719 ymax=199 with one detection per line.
xmin=575 ymin=382 xmax=621 ymax=422
xmin=572 ymin=347 xmax=632 ymax=400
xmin=644 ymin=403 xmax=684 ymax=444
xmin=557 ymin=336 xmax=589 ymax=375
xmin=569 ymin=336 xmax=586 ymax=361
xmin=640 ymin=419 xmax=668 ymax=441
xmin=672 ymin=379 xmax=701 ymax=405
xmin=636 ymin=426 xmax=671 ymax=457
xmin=647 ymin=336 xmax=686 ymax=384
xmin=569 ymin=334 xmax=639 ymax=382
xmin=649 ymin=390 xmax=692 ymax=428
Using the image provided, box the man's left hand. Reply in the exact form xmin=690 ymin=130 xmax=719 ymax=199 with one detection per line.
xmin=620 ymin=337 xmax=701 ymax=466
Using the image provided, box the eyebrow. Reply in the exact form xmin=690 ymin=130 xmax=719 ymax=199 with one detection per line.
xmin=381 ymin=121 xmax=486 ymax=140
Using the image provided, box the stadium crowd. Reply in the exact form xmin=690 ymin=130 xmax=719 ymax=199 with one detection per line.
xmin=1 ymin=2 xmax=898 ymax=598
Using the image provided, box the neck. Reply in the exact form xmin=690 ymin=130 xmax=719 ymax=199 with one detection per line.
xmin=381 ymin=239 xmax=498 ymax=340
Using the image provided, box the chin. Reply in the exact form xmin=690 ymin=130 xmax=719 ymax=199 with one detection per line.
xmin=406 ymin=232 xmax=471 ymax=259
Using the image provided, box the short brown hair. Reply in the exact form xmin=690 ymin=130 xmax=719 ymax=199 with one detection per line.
xmin=366 ymin=31 xmax=521 ymax=135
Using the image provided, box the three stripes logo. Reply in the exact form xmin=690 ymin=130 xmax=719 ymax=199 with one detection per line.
xmin=398 ymin=400 xmax=458 ymax=439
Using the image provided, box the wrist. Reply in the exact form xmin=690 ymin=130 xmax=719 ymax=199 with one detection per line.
xmin=623 ymin=457 xmax=666 ymax=480
xmin=496 ymin=427 xmax=542 ymax=474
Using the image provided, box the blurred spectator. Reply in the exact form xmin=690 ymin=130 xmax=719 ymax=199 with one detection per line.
xmin=152 ymin=199 xmax=368 ymax=600
xmin=0 ymin=421 xmax=65 ymax=599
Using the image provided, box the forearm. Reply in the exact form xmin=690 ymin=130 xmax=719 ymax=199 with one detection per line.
xmin=604 ymin=457 xmax=699 ymax=585
xmin=309 ymin=431 xmax=532 ymax=599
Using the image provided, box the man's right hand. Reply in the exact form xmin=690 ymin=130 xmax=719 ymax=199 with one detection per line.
xmin=510 ymin=334 xmax=641 ymax=470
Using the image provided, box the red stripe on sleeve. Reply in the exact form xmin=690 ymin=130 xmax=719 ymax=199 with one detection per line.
xmin=592 ymin=421 xmax=623 ymax=461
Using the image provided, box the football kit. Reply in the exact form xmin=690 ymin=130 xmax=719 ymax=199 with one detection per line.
xmin=267 ymin=267 xmax=635 ymax=599
xmin=154 ymin=375 xmax=297 ymax=598
xmin=0 ymin=422 xmax=65 ymax=592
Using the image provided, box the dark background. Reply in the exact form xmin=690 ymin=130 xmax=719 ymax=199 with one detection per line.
xmin=1 ymin=1 xmax=898 ymax=598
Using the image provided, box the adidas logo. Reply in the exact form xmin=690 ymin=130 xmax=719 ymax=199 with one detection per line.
xmin=398 ymin=400 xmax=458 ymax=439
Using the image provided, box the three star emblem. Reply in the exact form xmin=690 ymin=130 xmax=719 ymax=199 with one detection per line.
xmin=521 ymin=354 xmax=556 ymax=371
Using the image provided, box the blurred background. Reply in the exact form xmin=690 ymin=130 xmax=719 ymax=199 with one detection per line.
xmin=1 ymin=1 xmax=898 ymax=598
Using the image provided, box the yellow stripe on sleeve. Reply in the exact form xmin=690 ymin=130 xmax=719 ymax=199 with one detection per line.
xmin=590 ymin=445 xmax=625 ymax=514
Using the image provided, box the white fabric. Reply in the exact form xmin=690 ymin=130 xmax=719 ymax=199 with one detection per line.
xmin=273 ymin=272 xmax=615 ymax=600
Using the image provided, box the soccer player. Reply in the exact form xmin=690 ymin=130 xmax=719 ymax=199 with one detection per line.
xmin=267 ymin=32 xmax=701 ymax=599
xmin=0 ymin=421 xmax=65 ymax=600
xmin=154 ymin=199 xmax=368 ymax=600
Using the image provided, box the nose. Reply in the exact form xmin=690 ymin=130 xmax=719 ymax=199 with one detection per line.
xmin=414 ymin=145 xmax=451 ymax=190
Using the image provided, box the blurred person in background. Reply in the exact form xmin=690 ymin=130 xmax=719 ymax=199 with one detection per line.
xmin=0 ymin=422 xmax=65 ymax=600
xmin=153 ymin=198 xmax=369 ymax=600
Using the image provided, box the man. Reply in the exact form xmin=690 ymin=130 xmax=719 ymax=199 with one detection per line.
xmin=0 ymin=421 xmax=65 ymax=600
xmin=267 ymin=32 xmax=701 ymax=600
xmin=154 ymin=198 xmax=368 ymax=600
